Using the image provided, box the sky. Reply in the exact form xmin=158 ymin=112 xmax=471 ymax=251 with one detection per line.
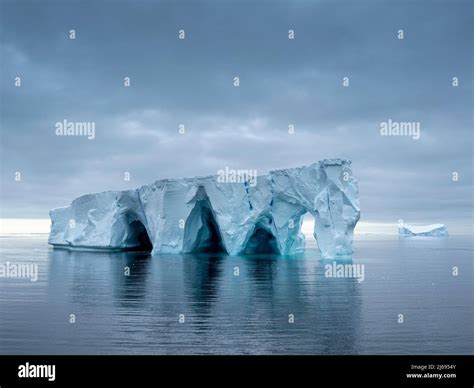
xmin=0 ymin=0 xmax=472 ymax=234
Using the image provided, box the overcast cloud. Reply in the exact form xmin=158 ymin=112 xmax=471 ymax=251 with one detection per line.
xmin=0 ymin=0 xmax=472 ymax=233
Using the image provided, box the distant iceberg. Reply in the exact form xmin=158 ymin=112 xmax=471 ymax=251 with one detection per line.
xmin=399 ymin=224 xmax=448 ymax=237
xmin=48 ymin=159 xmax=361 ymax=259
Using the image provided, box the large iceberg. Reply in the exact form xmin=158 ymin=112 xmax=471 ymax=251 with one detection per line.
xmin=399 ymin=224 xmax=448 ymax=237
xmin=48 ymin=159 xmax=360 ymax=259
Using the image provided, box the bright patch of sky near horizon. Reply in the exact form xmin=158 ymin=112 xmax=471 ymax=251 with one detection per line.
xmin=0 ymin=218 xmax=467 ymax=236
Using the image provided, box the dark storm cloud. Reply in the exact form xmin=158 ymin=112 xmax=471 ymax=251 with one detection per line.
xmin=0 ymin=0 xmax=472 ymax=232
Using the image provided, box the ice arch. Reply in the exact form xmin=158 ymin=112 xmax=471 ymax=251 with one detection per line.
xmin=125 ymin=220 xmax=153 ymax=251
xmin=241 ymin=216 xmax=280 ymax=255
xmin=182 ymin=187 xmax=227 ymax=254
xmin=113 ymin=210 xmax=153 ymax=252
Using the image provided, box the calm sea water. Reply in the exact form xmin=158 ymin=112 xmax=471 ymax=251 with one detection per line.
xmin=0 ymin=235 xmax=472 ymax=355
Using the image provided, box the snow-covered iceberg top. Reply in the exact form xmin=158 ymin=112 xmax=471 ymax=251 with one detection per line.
xmin=399 ymin=223 xmax=448 ymax=236
xmin=49 ymin=159 xmax=361 ymax=259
